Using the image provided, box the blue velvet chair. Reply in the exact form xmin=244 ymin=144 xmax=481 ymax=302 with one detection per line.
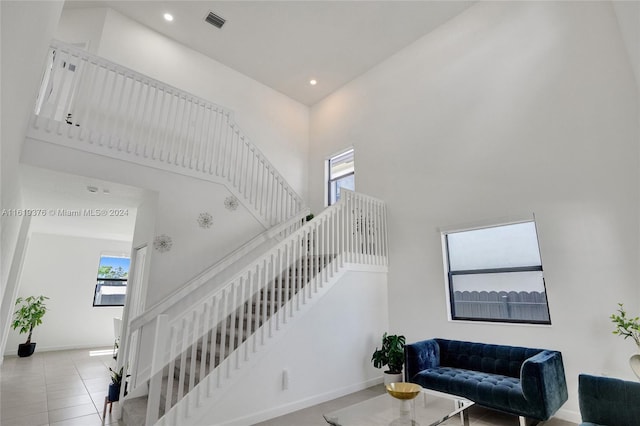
xmin=578 ymin=374 xmax=640 ymax=426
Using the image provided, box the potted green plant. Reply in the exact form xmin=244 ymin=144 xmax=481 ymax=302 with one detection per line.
xmin=108 ymin=366 xmax=129 ymax=401
xmin=610 ymin=303 xmax=640 ymax=379
xmin=611 ymin=303 xmax=640 ymax=349
xmin=372 ymin=332 xmax=406 ymax=384
xmin=11 ymin=295 xmax=49 ymax=357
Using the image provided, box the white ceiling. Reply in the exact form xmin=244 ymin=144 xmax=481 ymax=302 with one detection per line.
xmin=21 ymin=166 xmax=143 ymax=242
xmin=64 ymin=0 xmax=475 ymax=105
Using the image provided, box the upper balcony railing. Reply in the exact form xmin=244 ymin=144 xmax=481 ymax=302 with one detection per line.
xmin=29 ymin=40 xmax=304 ymax=227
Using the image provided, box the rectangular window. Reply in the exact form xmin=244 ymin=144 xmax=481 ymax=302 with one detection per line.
xmin=327 ymin=148 xmax=354 ymax=205
xmin=93 ymin=256 xmax=130 ymax=307
xmin=443 ymin=221 xmax=551 ymax=324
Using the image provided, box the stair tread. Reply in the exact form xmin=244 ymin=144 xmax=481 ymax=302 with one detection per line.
xmin=135 ymin=253 xmax=338 ymax=421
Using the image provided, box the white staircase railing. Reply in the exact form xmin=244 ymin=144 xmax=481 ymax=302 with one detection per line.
xmin=128 ymin=208 xmax=310 ymax=337
xmin=29 ymin=40 xmax=304 ymax=227
xmin=123 ymin=190 xmax=387 ymax=425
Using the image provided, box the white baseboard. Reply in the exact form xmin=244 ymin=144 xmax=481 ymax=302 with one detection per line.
xmin=3 ymin=343 xmax=114 ymax=358
xmin=217 ymin=376 xmax=384 ymax=426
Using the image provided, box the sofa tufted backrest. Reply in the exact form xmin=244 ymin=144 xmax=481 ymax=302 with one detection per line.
xmin=435 ymin=338 xmax=543 ymax=378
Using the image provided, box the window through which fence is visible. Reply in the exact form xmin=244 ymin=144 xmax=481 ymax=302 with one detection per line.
xmin=327 ymin=148 xmax=354 ymax=206
xmin=443 ymin=221 xmax=551 ymax=324
xmin=93 ymin=256 xmax=129 ymax=307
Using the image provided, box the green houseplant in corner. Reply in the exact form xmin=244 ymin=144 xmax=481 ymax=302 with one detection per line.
xmin=108 ymin=366 xmax=128 ymax=402
xmin=372 ymin=332 xmax=406 ymax=385
xmin=610 ymin=303 xmax=640 ymax=379
xmin=12 ymin=295 xmax=49 ymax=357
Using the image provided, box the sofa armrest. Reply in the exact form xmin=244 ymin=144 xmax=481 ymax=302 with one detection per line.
xmin=521 ymin=350 xmax=568 ymax=420
xmin=404 ymin=339 xmax=440 ymax=382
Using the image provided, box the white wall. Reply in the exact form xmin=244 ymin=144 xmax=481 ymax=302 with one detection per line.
xmin=32 ymin=5 xmax=312 ymax=308
xmin=54 ymin=6 xmax=107 ymax=54
xmin=192 ymin=270 xmax=389 ymax=426
xmin=612 ymin=1 xmax=640 ymax=95
xmin=0 ymin=0 xmax=64 ymax=363
xmin=309 ymin=2 xmax=639 ymax=421
xmin=4 ymin=233 xmax=130 ymax=354
xmin=21 ymin=140 xmax=264 ymax=307
xmin=54 ymin=7 xmax=310 ymax=203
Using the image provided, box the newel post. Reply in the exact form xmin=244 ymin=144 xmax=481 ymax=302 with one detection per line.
xmin=146 ymin=314 xmax=169 ymax=425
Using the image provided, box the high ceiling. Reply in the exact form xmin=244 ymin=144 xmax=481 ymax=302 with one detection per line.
xmin=64 ymin=1 xmax=475 ymax=105
xmin=21 ymin=166 xmax=142 ymax=242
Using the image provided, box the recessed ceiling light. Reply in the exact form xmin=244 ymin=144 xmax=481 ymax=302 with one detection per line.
xmin=309 ymin=79 xmax=317 ymax=86
xmin=163 ymin=13 xmax=174 ymax=22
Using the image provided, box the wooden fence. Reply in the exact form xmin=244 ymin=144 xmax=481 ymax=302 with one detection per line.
xmin=453 ymin=291 xmax=550 ymax=322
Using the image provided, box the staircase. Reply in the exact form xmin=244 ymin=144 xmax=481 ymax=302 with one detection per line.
xmin=122 ymin=255 xmax=333 ymax=425
xmin=27 ymin=40 xmax=303 ymax=228
xmin=120 ymin=190 xmax=386 ymax=426
xmin=26 ymin=40 xmax=389 ymax=425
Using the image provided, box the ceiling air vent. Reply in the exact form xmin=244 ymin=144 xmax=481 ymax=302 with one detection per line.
xmin=205 ymin=11 xmax=226 ymax=29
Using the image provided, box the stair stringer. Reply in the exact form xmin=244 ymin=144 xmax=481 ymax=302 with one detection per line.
xmin=25 ymin=128 xmax=276 ymax=229
xmin=157 ymin=261 xmax=387 ymax=426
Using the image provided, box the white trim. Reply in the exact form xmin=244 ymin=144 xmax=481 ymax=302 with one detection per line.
xmin=4 ymin=343 xmax=114 ymax=357
xmin=447 ymin=319 xmax=553 ymax=328
xmin=324 ymin=146 xmax=355 ymax=162
xmin=325 ymin=146 xmax=355 ymax=207
xmin=437 ymin=213 xmax=536 ymax=235
xmin=439 ymin=216 xmax=549 ymax=325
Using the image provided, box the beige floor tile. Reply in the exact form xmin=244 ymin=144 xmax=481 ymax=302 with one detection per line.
xmin=2 ymin=348 xmax=578 ymax=426
xmin=546 ymin=418 xmax=578 ymax=426
xmin=47 ymin=402 xmax=97 ymax=423
xmin=46 ymin=386 xmax=89 ymax=400
xmin=1 ymin=376 xmax=46 ymax=388
xmin=45 ymin=381 xmax=86 ymax=394
xmin=99 ymin=400 xmax=122 ymax=423
xmin=49 ymin=413 xmax=103 ymax=426
xmin=0 ymin=400 xmax=48 ymax=421
xmin=44 ymin=368 xmax=80 ymax=378
xmin=82 ymin=377 xmax=111 ymax=393
xmin=1 ymin=371 xmax=45 ymax=381
xmin=47 ymin=394 xmax=93 ymax=410
xmin=1 ymin=391 xmax=48 ymax=409
xmin=77 ymin=368 xmax=108 ymax=380
xmin=89 ymin=391 xmax=110 ymax=408
xmin=0 ymin=411 xmax=49 ymax=426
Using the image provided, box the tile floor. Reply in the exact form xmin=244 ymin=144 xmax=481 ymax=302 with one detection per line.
xmin=254 ymin=384 xmax=579 ymax=426
xmin=1 ymin=347 xmax=123 ymax=426
xmin=1 ymin=348 xmax=578 ymax=426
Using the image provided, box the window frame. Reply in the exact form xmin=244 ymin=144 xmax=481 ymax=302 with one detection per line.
xmin=93 ymin=255 xmax=130 ymax=307
xmin=326 ymin=148 xmax=355 ymax=206
xmin=442 ymin=220 xmax=551 ymax=325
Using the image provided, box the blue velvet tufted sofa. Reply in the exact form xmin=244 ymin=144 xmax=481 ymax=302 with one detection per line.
xmin=578 ymin=374 xmax=640 ymax=426
xmin=404 ymin=338 xmax=568 ymax=424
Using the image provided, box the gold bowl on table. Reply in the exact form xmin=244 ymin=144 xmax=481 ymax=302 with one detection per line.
xmin=385 ymin=382 xmax=422 ymax=400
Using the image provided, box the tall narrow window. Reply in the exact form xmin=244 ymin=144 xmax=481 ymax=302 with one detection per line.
xmin=93 ymin=256 xmax=130 ymax=307
xmin=327 ymin=148 xmax=355 ymax=205
xmin=443 ymin=221 xmax=551 ymax=324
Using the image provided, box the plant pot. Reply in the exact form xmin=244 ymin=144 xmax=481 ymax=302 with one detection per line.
xmin=17 ymin=343 xmax=36 ymax=357
xmin=630 ymin=353 xmax=640 ymax=380
xmin=384 ymin=371 xmax=403 ymax=385
xmin=108 ymin=383 xmax=121 ymax=402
